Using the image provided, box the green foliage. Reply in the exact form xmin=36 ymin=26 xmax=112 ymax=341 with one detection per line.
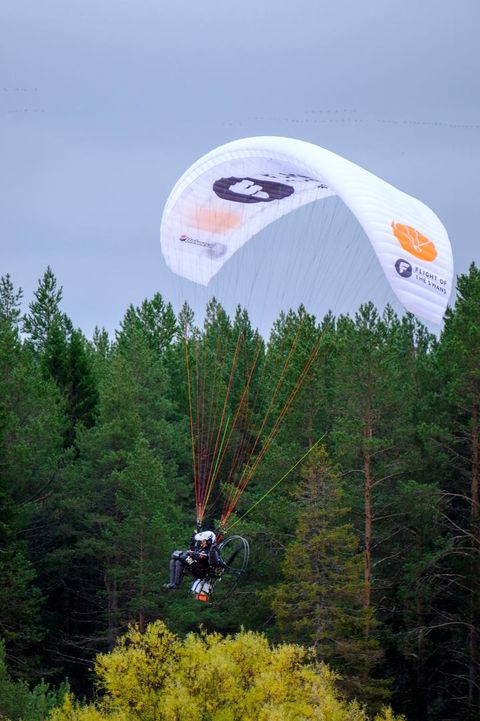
xmin=271 ymin=445 xmax=389 ymax=707
xmin=25 ymin=291 xmax=190 ymax=672
xmin=0 ymin=638 xmax=31 ymax=720
xmin=415 ymin=263 xmax=480 ymax=718
xmin=22 ymin=267 xmax=71 ymax=353
xmin=21 ymin=268 xmax=99 ymax=446
xmin=1 ymin=265 xmax=479 ymax=720
xmin=0 ymin=277 xmax=66 ymax=671
xmin=0 ymin=546 xmax=44 ymax=656
xmin=117 ymin=293 xmax=177 ymax=356
xmin=104 ymin=435 xmax=180 ymax=630
xmin=0 ymin=274 xmax=23 ymax=330
xmin=0 ymin=639 xmax=68 ymax=721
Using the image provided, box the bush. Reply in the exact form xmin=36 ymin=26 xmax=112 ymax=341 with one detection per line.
xmin=49 ymin=621 xmax=404 ymax=721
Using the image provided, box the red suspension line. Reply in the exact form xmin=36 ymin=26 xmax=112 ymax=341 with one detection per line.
xmin=221 ymin=327 xmax=326 ymax=525
xmin=183 ymin=331 xmax=199 ymax=514
xmin=208 ymin=337 xmax=264 ymax=507
xmin=202 ymin=329 xmax=231 ymax=493
xmin=200 ymin=330 xmax=244 ymax=519
xmin=198 ymin=326 xmax=234 ymax=517
xmin=221 ymin=319 xmax=307 ymax=512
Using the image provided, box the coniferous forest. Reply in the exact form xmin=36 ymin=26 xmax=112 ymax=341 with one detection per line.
xmin=1 ymin=264 xmax=480 ymax=721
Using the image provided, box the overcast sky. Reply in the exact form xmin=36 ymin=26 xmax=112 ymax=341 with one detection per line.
xmin=1 ymin=1 xmax=479 ymax=338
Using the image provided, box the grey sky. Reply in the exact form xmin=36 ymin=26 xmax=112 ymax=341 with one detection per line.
xmin=1 ymin=1 xmax=479 ymax=338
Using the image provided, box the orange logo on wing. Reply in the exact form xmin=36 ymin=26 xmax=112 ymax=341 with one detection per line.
xmin=192 ymin=208 xmax=242 ymax=234
xmin=392 ymin=222 xmax=437 ymax=262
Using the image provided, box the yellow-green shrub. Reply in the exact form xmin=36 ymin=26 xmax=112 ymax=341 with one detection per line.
xmin=49 ymin=621 xmax=404 ymax=721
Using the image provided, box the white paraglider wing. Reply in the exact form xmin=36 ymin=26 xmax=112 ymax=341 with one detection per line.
xmin=160 ymin=136 xmax=453 ymax=324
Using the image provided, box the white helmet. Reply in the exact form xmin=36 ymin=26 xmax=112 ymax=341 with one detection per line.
xmin=194 ymin=530 xmax=216 ymax=544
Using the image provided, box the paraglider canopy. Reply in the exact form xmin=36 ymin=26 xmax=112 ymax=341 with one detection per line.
xmin=161 ymin=136 xmax=453 ymax=325
xmin=160 ymin=136 xmax=454 ymax=532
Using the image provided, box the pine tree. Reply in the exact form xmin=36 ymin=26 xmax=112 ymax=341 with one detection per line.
xmin=40 ymin=325 xmax=99 ymax=446
xmin=66 ymin=329 xmax=99 ymax=433
xmin=23 ymin=267 xmax=71 ymax=353
xmin=105 ymin=436 xmax=179 ymax=634
xmin=0 ymin=275 xmax=66 ymax=675
xmin=424 ymin=263 xmax=480 ymax=718
xmin=331 ymin=304 xmax=418 ymax=634
xmin=268 ymin=308 xmax=336 ymax=446
xmin=117 ymin=293 xmax=177 ymax=356
xmin=0 ymin=546 xmax=44 ymax=665
xmin=35 ymin=311 xmax=190 ymax=671
xmin=0 ymin=274 xmax=23 ymax=329
xmin=271 ymin=445 xmax=388 ymax=706
xmin=20 ymin=268 xmax=99 ymax=446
